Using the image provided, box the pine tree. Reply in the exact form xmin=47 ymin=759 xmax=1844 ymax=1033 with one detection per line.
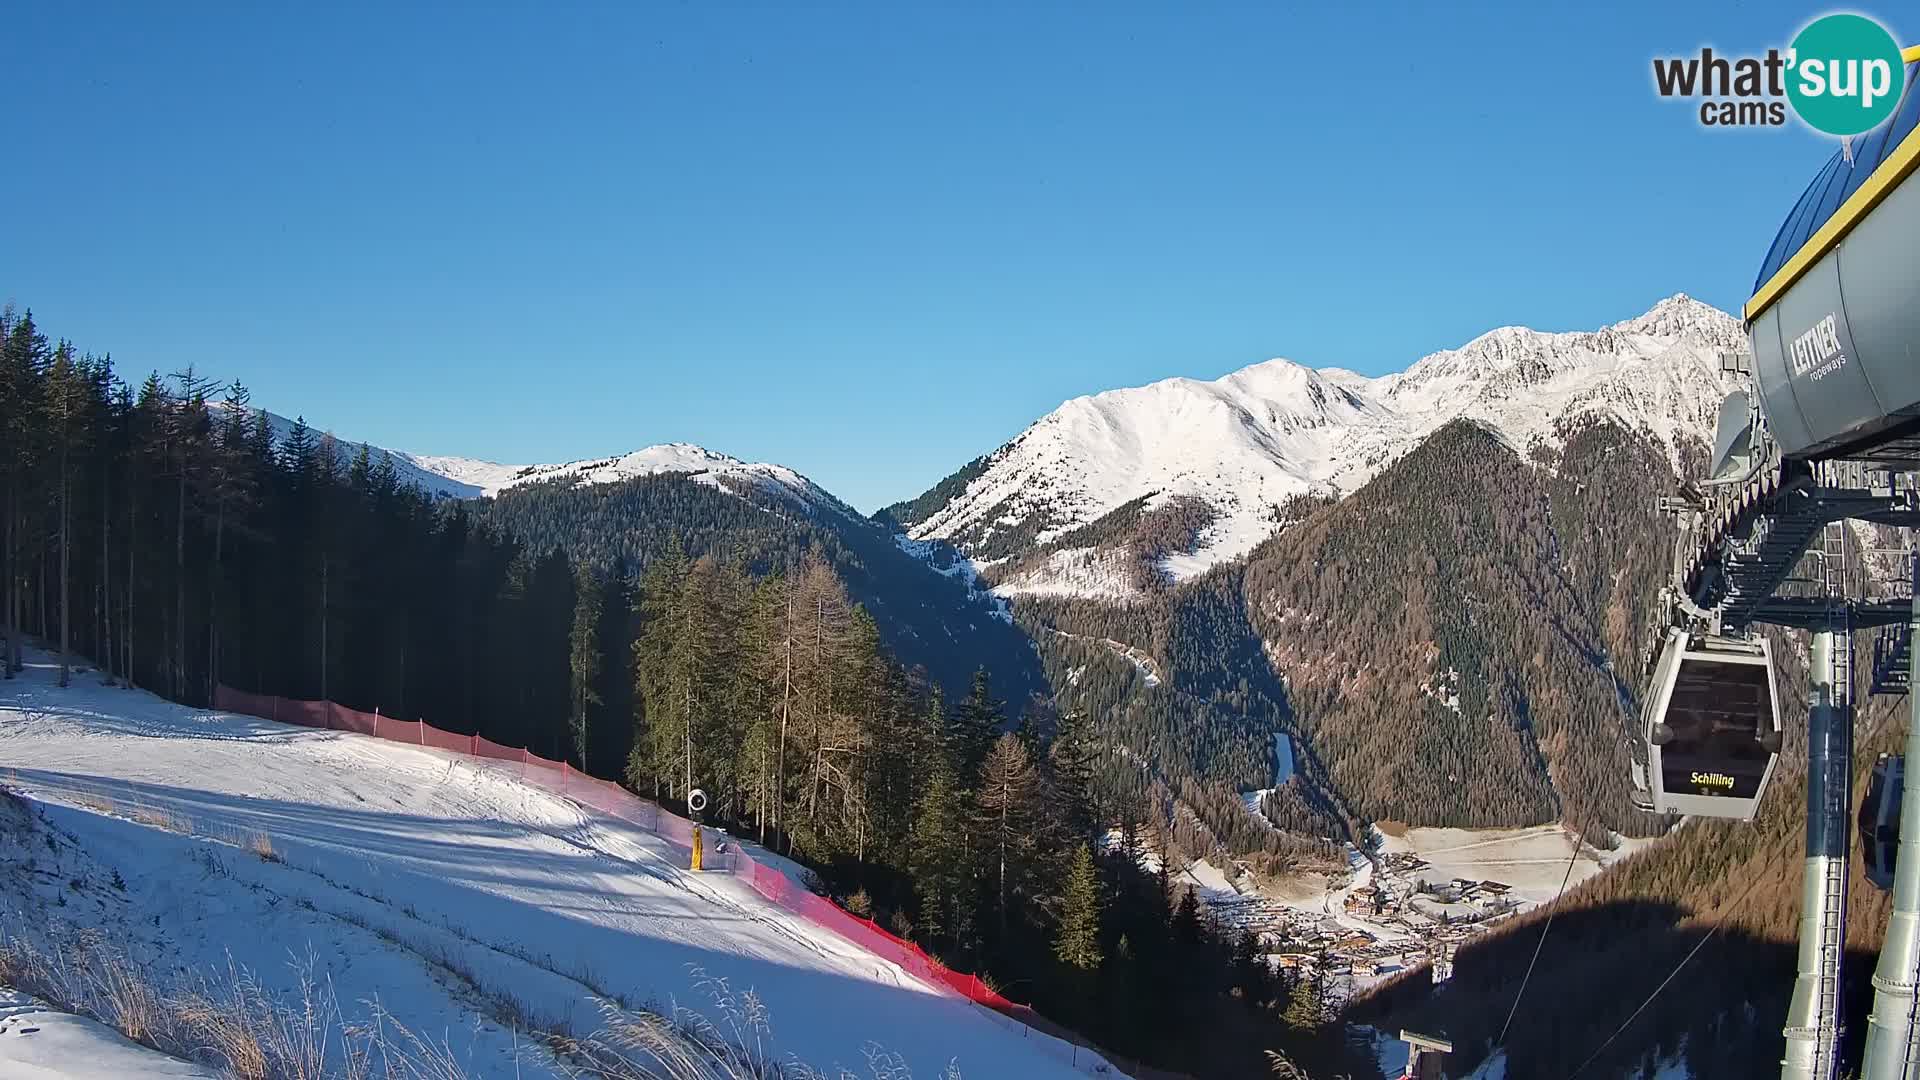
xmin=44 ymin=343 xmax=90 ymax=687
xmin=206 ymin=382 xmax=259 ymax=701
xmin=631 ymin=543 xmax=684 ymax=795
xmin=1172 ymin=889 xmax=1203 ymax=946
xmin=1281 ymin=972 xmax=1324 ymax=1033
xmin=1055 ymin=843 xmax=1103 ymax=970
xmin=165 ymin=368 xmax=214 ymax=702
xmin=911 ymin=751 xmax=971 ymax=951
xmin=126 ymin=373 xmax=173 ymax=690
xmin=569 ymin=560 xmax=604 ymax=770
xmin=1049 ymin=708 xmax=1100 ymax=841
xmin=1232 ymin=929 xmax=1269 ymax=1007
xmin=952 ymin=667 xmax=1004 ymax=781
xmin=1 ymin=311 xmax=50 ymax=678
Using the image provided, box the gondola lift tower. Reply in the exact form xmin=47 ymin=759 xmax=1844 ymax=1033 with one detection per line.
xmin=1626 ymin=57 xmax=1920 ymax=1079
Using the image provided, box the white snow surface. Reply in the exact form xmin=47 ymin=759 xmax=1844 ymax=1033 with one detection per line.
xmin=1373 ymin=823 xmax=1653 ymax=907
xmin=909 ymin=295 xmax=1740 ymax=597
xmin=1240 ymin=734 xmax=1296 ymax=829
xmin=0 ymin=657 xmax=1097 ymax=1079
xmin=994 ymin=547 xmax=1143 ymax=602
xmin=0 ymin=989 xmax=219 ymax=1079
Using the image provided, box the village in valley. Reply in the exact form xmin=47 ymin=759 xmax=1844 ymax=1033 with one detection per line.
xmin=1166 ymin=823 xmax=1649 ymax=995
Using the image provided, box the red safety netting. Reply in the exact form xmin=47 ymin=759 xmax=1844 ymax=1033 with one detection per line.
xmin=733 ymin=846 xmax=1026 ymax=1012
xmin=210 ymin=684 xmax=1114 ymax=1073
xmin=420 ymin=724 xmax=473 ymax=755
xmin=219 ymin=686 xmax=280 ymax=723
xmin=337 ymin=705 xmax=378 ymax=737
xmin=283 ymin=699 xmax=329 ymax=730
xmin=471 ymin=734 xmax=520 ymax=763
xmin=378 ymin=716 xmax=424 ymax=745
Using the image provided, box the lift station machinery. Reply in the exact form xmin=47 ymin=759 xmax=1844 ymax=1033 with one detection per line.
xmin=1627 ymin=46 xmax=1920 ymax=1080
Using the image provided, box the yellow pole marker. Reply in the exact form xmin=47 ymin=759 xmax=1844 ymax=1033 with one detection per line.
xmin=692 ymin=824 xmax=704 ymax=872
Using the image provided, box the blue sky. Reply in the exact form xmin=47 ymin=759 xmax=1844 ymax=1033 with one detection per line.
xmin=0 ymin=2 xmax=1880 ymax=511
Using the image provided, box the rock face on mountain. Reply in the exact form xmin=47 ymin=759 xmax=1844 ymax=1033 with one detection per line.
xmin=961 ymin=297 xmax=1736 ymax=859
xmin=892 ymin=295 xmax=1737 ymax=600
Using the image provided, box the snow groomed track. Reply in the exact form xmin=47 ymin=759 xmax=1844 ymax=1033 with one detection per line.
xmin=0 ymin=655 xmax=1114 ymax=1078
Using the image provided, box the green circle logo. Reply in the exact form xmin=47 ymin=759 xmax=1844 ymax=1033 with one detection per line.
xmin=1787 ymin=14 xmax=1906 ymax=136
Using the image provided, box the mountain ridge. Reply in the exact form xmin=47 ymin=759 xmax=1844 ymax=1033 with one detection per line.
xmin=221 ymin=405 xmax=855 ymax=519
xmin=893 ymin=294 xmax=1739 ymax=600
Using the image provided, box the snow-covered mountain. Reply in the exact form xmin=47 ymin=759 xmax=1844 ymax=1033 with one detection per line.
xmin=896 ymin=294 xmax=1742 ymax=599
xmin=404 ymin=442 xmax=855 ymax=515
xmin=237 ymin=408 xmax=851 ymax=516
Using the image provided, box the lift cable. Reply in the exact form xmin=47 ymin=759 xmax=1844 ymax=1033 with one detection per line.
xmin=1495 ymin=654 xmax=1649 ymax=1050
xmin=1493 ymin=822 xmax=1587 ymax=1048
xmin=1563 ymin=847 xmax=1768 ymax=1080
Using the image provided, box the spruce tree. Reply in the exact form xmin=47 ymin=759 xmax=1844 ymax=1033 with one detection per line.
xmin=1055 ymin=843 xmax=1102 ymax=970
xmin=1232 ymin=929 xmax=1268 ymax=1006
xmin=44 ymin=343 xmax=90 ymax=687
xmin=952 ymin=666 xmax=1004 ymax=780
xmin=629 ymin=542 xmax=687 ymax=795
xmin=911 ymin=752 xmax=970 ymax=951
xmin=1 ymin=312 xmax=50 ymax=678
xmin=568 ymin=560 xmax=604 ymax=770
xmin=206 ymin=382 xmax=259 ymax=701
xmin=1172 ymin=889 xmax=1203 ymax=946
xmin=1049 ymin=708 xmax=1099 ymax=841
xmin=1281 ymin=973 xmax=1323 ymax=1033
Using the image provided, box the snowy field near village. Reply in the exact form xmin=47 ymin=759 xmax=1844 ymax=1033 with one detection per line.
xmin=1371 ymin=823 xmax=1657 ymax=907
xmin=1180 ymin=821 xmax=1652 ymax=922
xmin=0 ymin=652 xmax=1104 ymax=1079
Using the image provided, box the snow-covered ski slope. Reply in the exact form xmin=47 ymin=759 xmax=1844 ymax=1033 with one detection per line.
xmin=0 ymin=656 xmax=1103 ymax=1079
xmin=0 ymin=988 xmax=219 ymax=1079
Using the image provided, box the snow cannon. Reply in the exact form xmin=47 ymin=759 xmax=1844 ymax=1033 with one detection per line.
xmin=1747 ymin=54 xmax=1920 ymax=467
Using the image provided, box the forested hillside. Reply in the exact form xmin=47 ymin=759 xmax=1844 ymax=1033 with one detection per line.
xmin=1242 ymin=416 xmax=1688 ymax=837
xmin=480 ymin=472 xmax=1045 ymax=700
xmin=935 ymin=408 xmax=1707 ymax=888
xmin=0 ymin=307 xmax=1382 ymax=1079
xmin=1019 ymin=563 xmax=1350 ymax=872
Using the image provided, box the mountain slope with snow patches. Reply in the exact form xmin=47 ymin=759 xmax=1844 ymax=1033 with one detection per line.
xmin=236 ymin=408 xmax=851 ymax=517
xmin=897 ymin=295 xmax=1739 ymax=598
xmin=0 ymin=656 xmax=1101 ymax=1079
xmin=238 ymin=409 xmax=1038 ymax=702
xmin=473 ymin=443 xmax=856 ymax=515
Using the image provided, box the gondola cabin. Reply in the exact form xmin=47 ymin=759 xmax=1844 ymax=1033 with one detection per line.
xmin=1639 ymin=628 xmax=1783 ymax=820
xmin=1862 ymin=754 xmax=1904 ymax=891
